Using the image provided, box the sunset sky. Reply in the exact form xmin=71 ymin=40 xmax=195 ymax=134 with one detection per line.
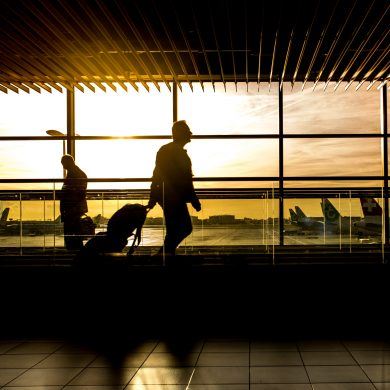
xmin=0 ymin=81 xmax=384 ymax=220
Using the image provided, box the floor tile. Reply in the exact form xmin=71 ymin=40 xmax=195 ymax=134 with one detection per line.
xmin=0 ymin=354 xmax=47 ymax=368
xmin=0 ymin=343 xmax=20 ymax=354
xmin=197 ymin=353 xmax=249 ymax=367
xmin=143 ymin=352 xmax=198 ymax=367
xmin=154 ymin=341 xmax=203 ymax=353
xmin=90 ymin=353 xmax=149 ymax=367
xmin=190 ymin=367 xmax=248 ymax=384
xmin=251 ymin=385 xmax=312 ymax=390
xmin=344 ymin=341 xmax=390 ymax=351
xmin=306 ymin=366 xmax=369 ymax=383
xmin=351 ymin=350 xmax=390 ymax=364
xmin=68 ymin=367 xmax=137 ymax=385
xmin=202 ymin=342 xmax=249 ymax=353
xmin=189 ymin=385 xmax=249 ymax=390
xmin=250 ymin=367 xmax=309 ymax=384
xmin=251 ymin=342 xmax=298 ymax=352
xmin=8 ymin=367 xmax=83 ymax=386
xmin=54 ymin=344 xmax=95 ymax=354
xmin=0 ymin=369 xmax=26 ymax=386
xmin=361 ymin=364 xmax=390 ymax=382
xmin=3 ymin=387 xmax=63 ymax=390
xmin=373 ymin=384 xmax=390 ymax=390
xmin=6 ymin=342 xmax=62 ymax=354
xmin=130 ymin=367 xmax=193 ymax=385
xmin=312 ymin=384 xmax=376 ymax=390
xmin=250 ymin=352 xmax=302 ymax=366
xmin=125 ymin=385 xmax=186 ymax=390
xmin=64 ymin=386 xmax=123 ymax=390
xmin=298 ymin=341 xmax=346 ymax=352
xmin=129 ymin=342 xmax=159 ymax=353
xmin=35 ymin=353 xmax=96 ymax=368
xmin=301 ymin=352 xmax=356 ymax=366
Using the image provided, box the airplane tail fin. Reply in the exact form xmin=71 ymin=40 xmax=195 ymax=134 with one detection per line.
xmin=0 ymin=207 xmax=10 ymax=226
xmin=360 ymin=198 xmax=382 ymax=217
xmin=289 ymin=208 xmax=298 ymax=222
xmin=321 ymin=198 xmax=340 ymax=223
xmin=294 ymin=206 xmax=307 ymax=220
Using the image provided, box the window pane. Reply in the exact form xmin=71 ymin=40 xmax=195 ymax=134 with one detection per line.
xmin=76 ymin=139 xmax=279 ymax=181
xmin=284 ymin=138 xmax=381 ymax=177
xmin=0 ymin=90 xmax=66 ymax=136
xmin=284 ymin=196 xmax=383 ymax=246
xmin=0 ymin=141 xmax=63 ymax=179
xmin=179 ymin=82 xmax=278 ymax=134
xmin=75 ymin=83 xmax=172 ymax=136
xmin=284 ymin=82 xmax=380 ymax=134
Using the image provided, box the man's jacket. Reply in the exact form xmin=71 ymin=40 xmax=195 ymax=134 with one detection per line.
xmin=150 ymin=142 xmax=198 ymax=204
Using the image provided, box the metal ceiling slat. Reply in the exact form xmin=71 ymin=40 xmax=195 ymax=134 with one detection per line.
xmin=346 ymin=31 xmax=390 ymax=86
xmin=281 ymin=29 xmax=294 ymax=90
xmin=46 ymin=82 xmax=63 ymax=93
xmin=355 ymin=57 xmax=390 ymax=91
xmin=41 ymin=1 xmax=132 ymax=92
xmin=0 ymin=82 xmax=19 ymax=93
xmin=35 ymin=82 xmax=52 ymax=93
xmin=323 ymin=0 xmax=375 ymax=91
xmin=101 ymin=0 xmax=162 ymax=92
xmin=68 ymin=0 xmax=140 ymax=92
xmin=312 ymin=0 xmax=358 ymax=90
xmin=5 ymin=3 xmax=91 ymax=86
xmin=134 ymin=1 xmax=181 ymax=91
xmin=365 ymin=64 xmax=390 ymax=90
xmin=256 ymin=2 xmax=264 ymax=90
xmin=114 ymin=0 xmax=171 ymax=92
xmin=0 ymin=15 xmax=81 ymax=86
xmin=334 ymin=4 xmax=389 ymax=91
xmin=269 ymin=31 xmax=278 ymax=91
xmin=0 ymin=32 xmax=75 ymax=85
xmin=171 ymin=0 xmax=204 ymax=91
xmin=291 ymin=0 xmax=320 ymax=89
xmin=191 ymin=1 xmax=215 ymax=91
xmin=226 ymin=1 xmax=237 ymax=89
xmin=208 ymin=2 xmax=226 ymax=90
xmin=302 ymin=0 xmax=340 ymax=90
xmin=22 ymin=82 xmax=41 ymax=93
xmin=0 ymin=84 xmax=8 ymax=94
xmin=152 ymin=0 xmax=193 ymax=91
xmin=244 ymin=1 xmax=248 ymax=89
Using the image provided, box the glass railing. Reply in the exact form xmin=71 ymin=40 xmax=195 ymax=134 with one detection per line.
xmin=0 ymin=179 xmax=386 ymax=262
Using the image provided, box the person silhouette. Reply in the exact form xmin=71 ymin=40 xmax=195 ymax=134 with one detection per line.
xmin=148 ymin=120 xmax=201 ymax=256
xmin=59 ymin=154 xmax=88 ymax=250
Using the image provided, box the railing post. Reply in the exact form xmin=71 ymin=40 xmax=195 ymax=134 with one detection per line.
xmin=66 ymin=85 xmax=75 ymax=158
xmin=381 ymin=82 xmax=388 ymax=247
xmin=278 ymin=80 xmax=284 ymax=246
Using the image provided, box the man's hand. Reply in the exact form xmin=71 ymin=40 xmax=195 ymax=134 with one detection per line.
xmin=191 ymin=198 xmax=201 ymax=212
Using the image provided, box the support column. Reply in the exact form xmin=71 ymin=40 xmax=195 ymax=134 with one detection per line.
xmin=66 ymin=86 xmax=75 ymax=158
xmin=381 ymin=83 xmax=388 ymax=246
xmin=278 ymin=81 xmax=284 ymax=246
xmin=173 ymin=81 xmax=178 ymax=123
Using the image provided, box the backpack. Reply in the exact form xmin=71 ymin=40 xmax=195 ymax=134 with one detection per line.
xmin=84 ymin=203 xmax=147 ymax=255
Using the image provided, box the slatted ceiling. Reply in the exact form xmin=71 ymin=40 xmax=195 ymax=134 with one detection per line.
xmin=0 ymin=0 xmax=388 ymax=94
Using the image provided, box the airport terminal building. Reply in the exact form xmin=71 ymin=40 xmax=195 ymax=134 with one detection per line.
xmin=0 ymin=1 xmax=389 ymax=388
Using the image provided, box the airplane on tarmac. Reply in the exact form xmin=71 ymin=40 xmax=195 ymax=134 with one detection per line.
xmin=288 ymin=206 xmax=325 ymax=233
xmin=353 ymin=197 xmax=382 ymax=236
xmin=0 ymin=207 xmax=105 ymax=236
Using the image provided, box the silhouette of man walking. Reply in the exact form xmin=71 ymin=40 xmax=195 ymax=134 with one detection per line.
xmin=148 ymin=120 xmax=201 ymax=256
xmin=59 ymin=155 xmax=88 ymax=250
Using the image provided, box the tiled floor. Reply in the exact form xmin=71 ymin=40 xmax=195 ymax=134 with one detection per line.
xmin=1 ymin=339 xmax=390 ymax=389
